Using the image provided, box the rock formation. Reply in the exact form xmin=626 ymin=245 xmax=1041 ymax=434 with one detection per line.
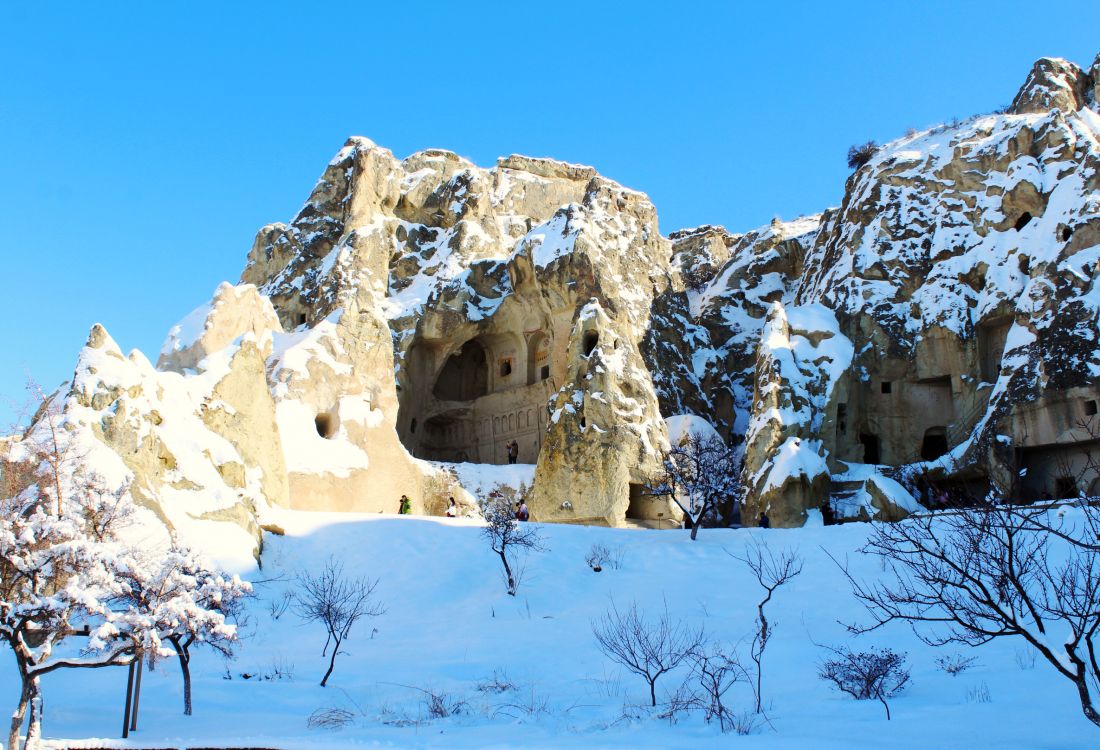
xmin=7 ymin=53 xmax=1100 ymax=544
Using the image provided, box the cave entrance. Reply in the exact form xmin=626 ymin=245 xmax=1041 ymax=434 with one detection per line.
xmin=860 ymin=433 xmax=881 ymax=465
xmin=921 ymin=427 xmax=949 ymax=461
xmin=626 ymin=483 xmax=669 ymax=527
xmin=432 ymin=339 xmax=488 ymax=401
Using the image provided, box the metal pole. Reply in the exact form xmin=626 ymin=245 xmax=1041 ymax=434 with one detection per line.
xmin=130 ymin=651 xmax=143 ymax=732
xmin=121 ymin=658 xmax=135 ymax=738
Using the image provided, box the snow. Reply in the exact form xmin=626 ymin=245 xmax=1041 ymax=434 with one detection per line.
xmin=664 ymin=414 xmax=721 ymax=445
xmin=11 ymin=510 xmax=1096 ymax=749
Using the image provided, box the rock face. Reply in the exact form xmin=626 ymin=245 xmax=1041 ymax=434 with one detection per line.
xmin=9 ymin=53 xmax=1100 ymax=543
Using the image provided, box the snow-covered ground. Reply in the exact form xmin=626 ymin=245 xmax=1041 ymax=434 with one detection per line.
xmin=7 ymin=511 xmax=1096 ymax=749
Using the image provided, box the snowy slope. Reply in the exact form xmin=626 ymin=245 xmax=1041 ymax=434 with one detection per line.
xmin=9 ymin=513 xmax=1095 ymax=749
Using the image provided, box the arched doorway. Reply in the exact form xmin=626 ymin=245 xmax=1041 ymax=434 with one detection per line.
xmin=921 ymin=427 xmax=949 ymax=461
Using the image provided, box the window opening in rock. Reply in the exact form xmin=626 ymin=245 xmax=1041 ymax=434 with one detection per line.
xmin=297 ymin=313 xmax=307 ymax=326
xmin=1055 ymin=476 xmax=1077 ymax=499
xmin=500 ymin=359 xmax=513 ymax=377
xmin=1014 ymin=212 xmax=1032 ymax=231
xmin=432 ymin=340 xmax=489 ymax=401
xmin=836 ymin=403 xmax=847 ymax=435
xmin=860 ymin=433 xmax=881 ymax=464
xmin=920 ymin=427 xmax=949 ymax=461
xmin=1085 ymin=400 xmax=1098 ymax=417
xmin=582 ymin=331 xmax=599 ymax=357
xmin=580 ymin=416 xmax=587 ymax=429
xmin=1062 ymin=226 xmax=1074 ymax=242
xmin=410 ymin=418 xmax=417 ymax=434
xmin=880 ymin=381 xmax=892 ymax=394
xmin=315 ymin=413 xmax=336 ymax=439
xmin=540 ymin=365 xmax=550 ymax=381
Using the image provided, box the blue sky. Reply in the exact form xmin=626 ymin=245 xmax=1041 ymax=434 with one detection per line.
xmin=1 ymin=2 xmax=1097 ymax=426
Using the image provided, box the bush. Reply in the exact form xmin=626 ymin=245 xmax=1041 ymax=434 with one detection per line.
xmin=846 ymin=140 xmax=879 ymax=170
xmin=585 ymin=542 xmax=625 ymax=572
xmin=818 ymin=646 xmax=910 ymax=719
xmin=935 ymin=653 xmax=979 ymax=677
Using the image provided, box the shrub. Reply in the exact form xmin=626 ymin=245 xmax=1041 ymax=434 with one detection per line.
xmin=846 ymin=140 xmax=879 ymax=170
xmin=818 ymin=646 xmax=910 ymax=719
xmin=935 ymin=653 xmax=979 ymax=677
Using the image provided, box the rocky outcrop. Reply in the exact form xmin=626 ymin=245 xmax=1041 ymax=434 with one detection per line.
xmin=10 ymin=52 xmax=1100 ymax=542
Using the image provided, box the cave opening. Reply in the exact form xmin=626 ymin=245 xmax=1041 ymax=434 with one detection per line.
xmin=432 ymin=340 xmax=488 ymax=401
xmin=582 ymin=331 xmax=599 ymax=357
xmin=1014 ymin=212 xmax=1033 ymax=231
xmin=920 ymin=427 xmax=949 ymax=461
xmin=315 ymin=412 xmax=336 ymax=439
xmin=860 ymin=433 xmax=881 ymax=464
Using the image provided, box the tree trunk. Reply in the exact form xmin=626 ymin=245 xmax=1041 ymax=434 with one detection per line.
xmin=130 ymin=654 xmax=143 ymax=732
xmin=320 ymin=637 xmax=340 ymax=687
xmin=690 ymin=517 xmax=701 ymax=541
xmin=8 ymin=673 xmax=32 ymax=750
xmin=1074 ymin=673 xmax=1100 ymax=727
xmin=174 ymin=641 xmax=192 ymax=716
xmin=24 ymin=677 xmax=42 ymax=750
xmin=648 ymin=679 xmax=657 ymax=707
xmin=498 ymin=550 xmax=515 ymax=596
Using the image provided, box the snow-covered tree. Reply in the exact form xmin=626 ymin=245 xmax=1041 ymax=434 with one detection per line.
xmin=1 ymin=396 xmax=250 ymax=747
xmin=115 ymin=546 xmax=251 ymax=715
xmin=647 ymin=433 xmax=739 ymax=540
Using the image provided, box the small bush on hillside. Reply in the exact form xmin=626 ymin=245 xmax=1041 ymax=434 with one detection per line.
xmin=818 ymin=645 xmax=910 ymax=720
xmin=935 ymin=653 xmax=979 ymax=677
xmin=846 ymin=140 xmax=879 ymax=170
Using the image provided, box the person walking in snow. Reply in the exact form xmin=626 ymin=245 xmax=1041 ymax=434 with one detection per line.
xmin=757 ymin=511 xmax=770 ymax=529
xmin=516 ymin=499 xmax=530 ymax=522
xmin=507 ymin=440 xmax=519 ymax=464
xmin=399 ymin=494 xmax=411 ymax=515
xmin=446 ymin=497 xmax=458 ymax=517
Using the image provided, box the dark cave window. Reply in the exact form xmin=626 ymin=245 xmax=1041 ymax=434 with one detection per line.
xmin=315 ymin=413 xmax=336 ymax=439
xmin=540 ymin=365 xmax=550 ymax=381
xmin=297 ymin=313 xmax=307 ymax=326
xmin=1062 ymin=226 xmax=1074 ymax=242
xmin=881 ymin=381 xmax=893 ymax=394
xmin=1014 ymin=212 xmax=1032 ymax=231
xmin=500 ymin=360 xmax=513 ymax=377
xmin=582 ymin=331 xmax=599 ymax=357
xmin=1085 ymin=400 xmax=1098 ymax=417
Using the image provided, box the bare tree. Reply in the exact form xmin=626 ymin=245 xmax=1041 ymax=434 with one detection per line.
xmin=294 ymin=558 xmax=384 ymax=687
xmin=647 ymin=433 xmax=739 ymax=540
xmin=818 ymin=645 xmax=910 ymax=719
xmin=690 ymin=643 xmax=748 ymax=732
xmin=837 ymin=505 xmax=1100 ymax=728
xmin=591 ymin=600 xmax=703 ymax=707
xmin=479 ymin=485 xmax=545 ymax=596
xmin=733 ymin=542 xmax=803 ymax=713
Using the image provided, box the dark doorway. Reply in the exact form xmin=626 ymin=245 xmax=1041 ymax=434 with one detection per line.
xmin=921 ymin=428 xmax=949 ymax=461
xmin=860 ymin=433 xmax=881 ymax=465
